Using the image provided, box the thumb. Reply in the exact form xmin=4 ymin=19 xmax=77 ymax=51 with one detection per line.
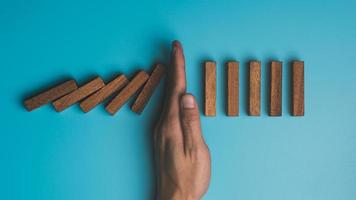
xmin=180 ymin=93 xmax=204 ymax=150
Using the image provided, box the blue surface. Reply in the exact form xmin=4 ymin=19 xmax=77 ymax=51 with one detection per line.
xmin=2 ymin=0 xmax=356 ymax=199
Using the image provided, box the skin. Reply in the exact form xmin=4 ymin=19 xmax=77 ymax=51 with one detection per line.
xmin=154 ymin=41 xmax=211 ymax=200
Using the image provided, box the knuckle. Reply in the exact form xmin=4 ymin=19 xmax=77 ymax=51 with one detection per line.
xmin=159 ymin=110 xmax=180 ymax=125
xmin=168 ymin=79 xmax=185 ymax=92
xmin=154 ymin=123 xmax=181 ymax=145
xmin=174 ymin=86 xmax=186 ymax=94
xmin=199 ymin=143 xmax=210 ymax=155
xmin=184 ymin=112 xmax=200 ymax=123
xmin=182 ymin=112 xmax=200 ymax=128
xmin=156 ymin=121 xmax=179 ymax=135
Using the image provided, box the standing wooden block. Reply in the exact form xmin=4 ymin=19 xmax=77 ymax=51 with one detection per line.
xmin=53 ymin=77 xmax=105 ymax=112
xmin=131 ymin=64 xmax=166 ymax=114
xmin=249 ymin=61 xmax=261 ymax=116
xmin=270 ymin=61 xmax=282 ymax=116
xmin=292 ymin=61 xmax=304 ymax=116
xmin=24 ymin=80 xmax=78 ymax=111
xmin=227 ymin=61 xmax=239 ymax=116
xmin=79 ymin=75 xmax=128 ymax=113
xmin=204 ymin=61 xmax=216 ymax=116
xmin=106 ymin=71 xmax=149 ymax=115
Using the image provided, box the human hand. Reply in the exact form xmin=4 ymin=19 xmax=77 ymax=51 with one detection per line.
xmin=154 ymin=41 xmax=211 ymax=200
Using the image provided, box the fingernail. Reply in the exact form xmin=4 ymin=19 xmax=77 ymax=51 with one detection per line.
xmin=172 ymin=40 xmax=179 ymax=47
xmin=181 ymin=94 xmax=195 ymax=109
xmin=172 ymin=41 xmax=177 ymax=54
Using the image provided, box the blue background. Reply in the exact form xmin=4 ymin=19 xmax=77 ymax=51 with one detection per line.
xmin=2 ymin=0 xmax=356 ymax=199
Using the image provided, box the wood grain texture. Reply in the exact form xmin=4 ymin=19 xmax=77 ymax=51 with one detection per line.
xmin=227 ymin=61 xmax=239 ymax=116
xmin=204 ymin=61 xmax=216 ymax=116
xmin=131 ymin=64 xmax=165 ymax=114
xmin=52 ymin=77 xmax=105 ymax=112
xmin=79 ymin=75 xmax=128 ymax=113
xmin=24 ymin=80 xmax=78 ymax=111
xmin=292 ymin=61 xmax=304 ymax=116
xmin=249 ymin=61 xmax=261 ymax=116
xmin=106 ymin=71 xmax=149 ymax=115
xmin=270 ymin=61 xmax=282 ymax=116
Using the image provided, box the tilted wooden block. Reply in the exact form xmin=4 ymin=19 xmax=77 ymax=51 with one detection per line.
xmin=131 ymin=64 xmax=166 ymax=114
xmin=53 ymin=77 xmax=105 ymax=112
xmin=249 ymin=61 xmax=261 ymax=116
xmin=79 ymin=75 xmax=128 ymax=113
xmin=24 ymin=80 xmax=78 ymax=111
xmin=270 ymin=61 xmax=282 ymax=116
xmin=292 ymin=61 xmax=304 ymax=116
xmin=106 ymin=71 xmax=149 ymax=115
xmin=227 ymin=61 xmax=239 ymax=116
xmin=204 ymin=61 xmax=216 ymax=116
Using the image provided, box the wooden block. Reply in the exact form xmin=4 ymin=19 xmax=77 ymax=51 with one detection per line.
xmin=292 ymin=61 xmax=304 ymax=116
xmin=106 ymin=71 xmax=149 ymax=115
xmin=24 ymin=80 xmax=78 ymax=111
xmin=131 ymin=64 xmax=166 ymax=114
xmin=53 ymin=77 xmax=105 ymax=112
xmin=249 ymin=61 xmax=261 ymax=116
xmin=270 ymin=61 xmax=282 ymax=116
xmin=204 ymin=61 xmax=216 ymax=116
xmin=79 ymin=75 xmax=128 ymax=113
xmin=227 ymin=61 xmax=239 ymax=116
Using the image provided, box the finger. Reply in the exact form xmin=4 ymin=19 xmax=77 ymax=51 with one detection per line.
xmin=165 ymin=40 xmax=186 ymax=116
xmin=180 ymin=93 xmax=204 ymax=151
xmin=157 ymin=40 xmax=187 ymax=134
xmin=170 ymin=40 xmax=186 ymax=95
xmin=154 ymin=40 xmax=186 ymax=148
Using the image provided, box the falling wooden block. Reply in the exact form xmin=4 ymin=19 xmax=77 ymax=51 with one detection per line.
xmin=52 ymin=77 xmax=105 ymax=112
xmin=204 ymin=61 xmax=216 ymax=116
xmin=249 ymin=61 xmax=261 ymax=116
xmin=106 ymin=71 xmax=149 ymax=115
xmin=227 ymin=61 xmax=239 ymax=116
xmin=79 ymin=75 xmax=128 ymax=113
xmin=292 ymin=61 xmax=304 ymax=116
xmin=270 ymin=61 xmax=282 ymax=116
xmin=131 ymin=64 xmax=166 ymax=114
xmin=24 ymin=80 xmax=78 ymax=111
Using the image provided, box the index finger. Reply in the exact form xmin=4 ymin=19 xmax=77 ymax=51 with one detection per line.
xmin=162 ymin=40 xmax=187 ymax=119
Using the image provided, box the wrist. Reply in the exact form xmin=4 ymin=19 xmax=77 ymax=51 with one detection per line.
xmin=157 ymin=188 xmax=199 ymax=200
xmin=171 ymin=192 xmax=197 ymax=200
